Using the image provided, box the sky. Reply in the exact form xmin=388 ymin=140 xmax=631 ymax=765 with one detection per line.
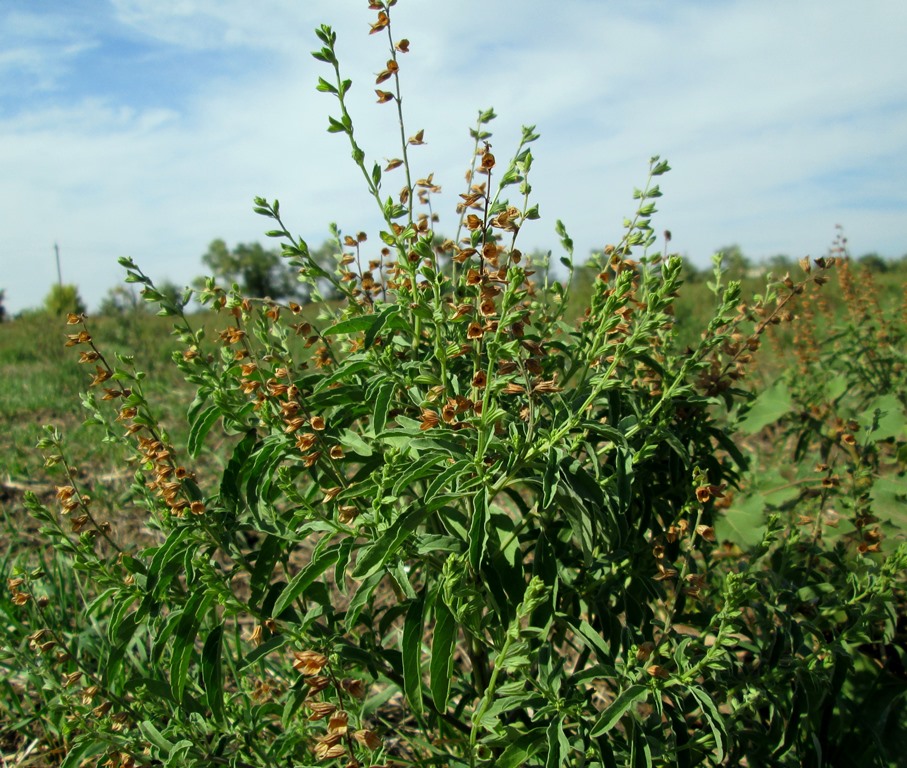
xmin=2 ymin=0 xmax=906 ymax=315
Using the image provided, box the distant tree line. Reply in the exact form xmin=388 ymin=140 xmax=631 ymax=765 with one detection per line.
xmin=2 ymin=238 xmax=903 ymax=322
xmin=195 ymin=237 xmax=346 ymax=303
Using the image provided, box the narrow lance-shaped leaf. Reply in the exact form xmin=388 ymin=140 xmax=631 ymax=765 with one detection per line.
xmin=170 ymin=590 xmax=215 ymax=703
xmin=274 ymin=543 xmax=343 ymax=617
xmin=468 ymin=488 xmax=489 ymax=571
xmin=429 ymin=599 xmax=457 ymax=712
xmin=590 ymin=684 xmax=648 ymax=737
xmin=201 ymin=623 xmax=225 ymax=722
xmin=402 ymin=590 xmax=426 ymax=714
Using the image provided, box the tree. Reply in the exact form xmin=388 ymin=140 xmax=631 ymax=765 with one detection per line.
xmin=765 ymin=253 xmax=794 ymax=273
xmin=0 ymin=289 xmax=6 ymax=322
xmin=44 ymin=284 xmax=86 ymax=316
xmin=98 ymin=285 xmax=144 ymax=316
xmin=857 ymin=252 xmax=889 ymax=272
xmin=715 ymin=244 xmax=751 ymax=279
xmin=198 ymin=239 xmax=301 ymax=300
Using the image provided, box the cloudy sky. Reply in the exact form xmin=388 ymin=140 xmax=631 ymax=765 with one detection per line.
xmin=2 ymin=0 xmax=906 ymax=314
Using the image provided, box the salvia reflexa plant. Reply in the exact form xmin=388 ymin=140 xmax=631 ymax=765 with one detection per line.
xmin=4 ymin=3 xmax=905 ymax=767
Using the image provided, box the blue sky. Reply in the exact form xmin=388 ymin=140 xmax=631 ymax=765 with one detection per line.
xmin=2 ymin=0 xmax=906 ymax=314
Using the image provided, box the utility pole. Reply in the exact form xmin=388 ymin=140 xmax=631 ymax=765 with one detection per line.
xmin=54 ymin=242 xmax=63 ymax=286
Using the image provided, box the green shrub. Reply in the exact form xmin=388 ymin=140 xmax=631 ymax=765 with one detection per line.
xmin=3 ymin=5 xmax=905 ymax=767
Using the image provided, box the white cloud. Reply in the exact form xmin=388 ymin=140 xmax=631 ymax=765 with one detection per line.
xmin=1 ymin=0 xmax=906 ymax=314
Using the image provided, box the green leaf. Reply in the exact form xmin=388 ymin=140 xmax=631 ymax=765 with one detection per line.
xmin=351 ymin=508 xmax=424 ymax=581
xmin=364 ymin=304 xmax=403 ymax=348
xmin=425 ymin=459 xmax=473 ymax=502
xmin=324 ymin=315 xmax=378 ymax=336
xmin=164 ymin=740 xmax=193 ymax=767
xmin=372 ymin=378 xmax=395 ymax=434
xmin=123 ymin=676 xmax=177 ymax=703
xmin=345 ymin=570 xmax=384 ymax=627
xmin=590 ymin=684 xmax=648 ymax=736
xmin=715 ymin=493 xmax=766 ymax=548
xmin=139 ymin=720 xmax=175 ymax=755
xmin=220 ymin=430 xmax=258 ymax=513
xmin=739 ymin=380 xmax=792 ymax=434
xmin=392 ymin=453 xmax=447 ymax=497
xmin=240 ymin=634 xmax=289 ymax=670
xmin=60 ymin=738 xmax=108 ymax=768
xmin=314 ymin=358 xmax=372 ymax=392
xmin=688 ymin=685 xmax=726 ymax=762
xmin=860 ymin=394 xmax=905 ymax=442
xmin=249 ymin=534 xmax=283 ymax=610
xmin=339 ymin=428 xmax=373 ymax=457
xmin=402 ymin=590 xmax=426 ymax=714
xmin=274 ymin=543 xmax=343 ymax=616
xmin=496 ymin=728 xmax=547 ymax=768
xmin=429 ymin=600 xmax=457 ymax=712
xmin=147 ymin=525 xmax=190 ymax=599
xmin=545 ymin=715 xmax=571 ymax=768
xmin=468 ymin=489 xmax=489 ymax=571
xmin=568 ymin=617 xmax=613 ymax=665
xmin=201 ymin=623 xmax=225 ymax=722
xmin=187 ymin=403 xmax=221 ymax=458
xmin=170 ymin=590 xmax=215 ymax=703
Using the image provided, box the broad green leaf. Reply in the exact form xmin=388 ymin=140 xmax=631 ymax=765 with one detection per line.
xmin=590 ymin=684 xmax=648 ymax=736
xmin=739 ymin=380 xmax=791 ymax=434
xmin=715 ymin=493 xmax=765 ymax=548
xmin=104 ymin=609 xmax=140 ymax=686
xmin=364 ymin=303 xmax=402 ymax=348
xmin=345 ymin=570 xmax=384 ymax=627
xmin=402 ymin=591 xmax=426 ymax=714
xmin=826 ymin=373 xmax=848 ymax=401
xmin=632 ymin=726 xmax=653 ymax=768
xmin=123 ymin=676 xmax=176 ymax=703
xmin=220 ymin=430 xmax=258 ymax=513
xmin=163 ymin=740 xmax=193 ymax=767
xmin=569 ymin=617 xmax=612 ymax=665
xmin=429 ymin=600 xmax=456 ymax=712
xmin=860 ymin=394 xmax=905 ymax=442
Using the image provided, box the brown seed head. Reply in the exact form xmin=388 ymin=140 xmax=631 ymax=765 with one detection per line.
xmin=293 ymin=650 xmax=328 ymax=676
